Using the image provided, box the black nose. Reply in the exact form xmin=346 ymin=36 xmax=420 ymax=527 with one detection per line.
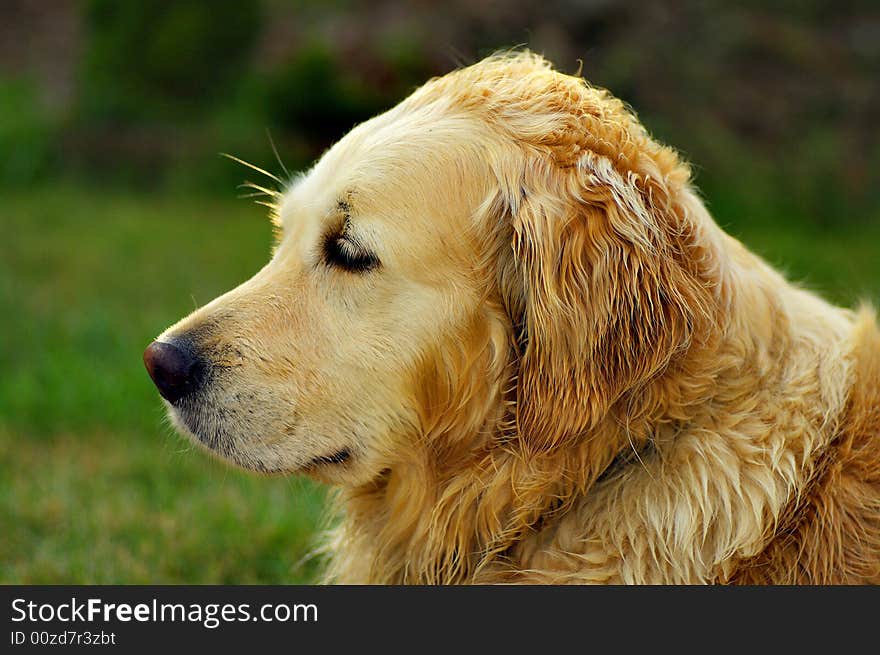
xmin=143 ymin=340 xmax=205 ymax=403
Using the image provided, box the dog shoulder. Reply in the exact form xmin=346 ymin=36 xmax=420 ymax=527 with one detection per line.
xmin=731 ymin=306 xmax=880 ymax=584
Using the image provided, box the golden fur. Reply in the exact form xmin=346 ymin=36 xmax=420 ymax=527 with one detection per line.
xmin=152 ymin=53 xmax=880 ymax=584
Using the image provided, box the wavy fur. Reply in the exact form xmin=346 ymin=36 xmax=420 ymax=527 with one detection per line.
xmin=154 ymin=52 xmax=879 ymax=584
xmin=321 ymin=53 xmax=880 ymax=584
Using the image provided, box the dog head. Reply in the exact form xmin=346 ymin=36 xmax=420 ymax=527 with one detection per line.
xmin=145 ymin=52 xmax=718 ymax=484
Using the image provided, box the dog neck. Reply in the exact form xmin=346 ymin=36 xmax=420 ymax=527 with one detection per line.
xmin=322 ymin=332 xmax=727 ymax=584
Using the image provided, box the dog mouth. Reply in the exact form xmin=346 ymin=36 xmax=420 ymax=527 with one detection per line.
xmin=170 ymin=402 xmax=354 ymax=474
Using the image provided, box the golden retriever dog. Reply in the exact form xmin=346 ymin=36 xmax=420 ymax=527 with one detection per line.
xmin=144 ymin=52 xmax=880 ymax=584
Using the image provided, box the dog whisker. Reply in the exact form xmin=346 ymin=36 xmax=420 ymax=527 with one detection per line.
xmin=220 ymin=152 xmax=284 ymax=185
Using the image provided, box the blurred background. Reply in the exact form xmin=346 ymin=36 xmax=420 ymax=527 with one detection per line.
xmin=1 ymin=0 xmax=878 ymax=583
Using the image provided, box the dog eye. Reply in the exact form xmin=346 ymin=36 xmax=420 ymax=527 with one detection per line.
xmin=324 ymin=235 xmax=380 ymax=273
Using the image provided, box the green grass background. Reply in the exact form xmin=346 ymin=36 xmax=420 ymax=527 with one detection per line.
xmin=0 ymin=187 xmax=327 ymax=583
xmin=1 ymin=184 xmax=878 ymax=583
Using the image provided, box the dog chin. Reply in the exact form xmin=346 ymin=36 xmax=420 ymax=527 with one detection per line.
xmin=165 ymin=403 xmax=359 ymax=479
xmin=166 ymin=404 xmax=238 ymax=463
xmin=164 ymin=404 xmax=272 ymax=474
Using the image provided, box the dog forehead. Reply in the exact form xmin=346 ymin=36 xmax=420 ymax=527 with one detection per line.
xmin=279 ymin=106 xmax=487 ymax=233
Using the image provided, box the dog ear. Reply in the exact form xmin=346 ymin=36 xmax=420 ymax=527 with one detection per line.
xmin=496 ymin=151 xmax=714 ymax=451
